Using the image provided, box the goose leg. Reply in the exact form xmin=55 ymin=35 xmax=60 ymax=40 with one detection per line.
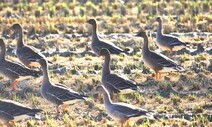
xmin=11 ymin=120 xmax=15 ymax=127
xmin=120 ymin=123 xmax=123 ymax=127
xmin=12 ymin=80 xmax=17 ymax=91
xmin=6 ymin=122 xmax=10 ymax=127
xmin=63 ymin=104 xmax=68 ymax=113
xmin=155 ymin=72 xmax=161 ymax=80
xmin=155 ymin=72 xmax=159 ymax=80
xmin=170 ymin=50 xmax=173 ymax=57
xmin=168 ymin=50 xmax=173 ymax=57
xmin=158 ymin=72 xmax=161 ymax=79
xmin=31 ymin=66 xmax=35 ymax=70
xmin=56 ymin=106 xmax=60 ymax=114
xmin=126 ymin=120 xmax=130 ymax=127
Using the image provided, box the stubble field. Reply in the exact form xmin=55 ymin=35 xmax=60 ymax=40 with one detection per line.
xmin=0 ymin=0 xmax=211 ymax=127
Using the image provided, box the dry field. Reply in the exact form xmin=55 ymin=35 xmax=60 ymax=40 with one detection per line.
xmin=0 ymin=0 xmax=211 ymax=127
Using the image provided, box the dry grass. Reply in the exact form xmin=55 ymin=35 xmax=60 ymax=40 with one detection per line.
xmin=0 ymin=0 xmax=211 ymax=127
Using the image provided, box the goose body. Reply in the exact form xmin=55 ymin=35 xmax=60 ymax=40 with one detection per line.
xmin=136 ymin=32 xmax=184 ymax=80
xmin=96 ymin=86 xmax=153 ymax=127
xmin=156 ymin=17 xmax=186 ymax=56
xmin=10 ymin=24 xmax=51 ymax=68
xmin=0 ymin=39 xmax=41 ymax=90
xmin=0 ymin=99 xmax=42 ymax=127
xmin=100 ymin=49 xmax=142 ymax=94
xmin=38 ymin=59 xmax=86 ymax=113
xmin=87 ymin=19 xmax=129 ymax=55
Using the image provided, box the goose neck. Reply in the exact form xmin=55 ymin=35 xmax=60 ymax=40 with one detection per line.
xmin=17 ymin=29 xmax=24 ymax=47
xmin=92 ymin=23 xmax=99 ymax=41
xmin=41 ymin=63 xmax=51 ymax=85
xmin=103 ymin=90 xmax=112 ymax=106
xmin=102 ymin=54 xmax=111 ymax=76
xmin=157 ymin=21 xmax=163 ymax=36
xmin=0 ymin=42 xmax=5 ymax=61
xmin=142 ymin=35 xmax=150 ymax=53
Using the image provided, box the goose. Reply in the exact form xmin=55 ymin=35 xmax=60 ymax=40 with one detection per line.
xmin=10 ymin=23 xmax=52 ymax=69
xmin=100 ymin=48 xmax=144 ymax=94
xmin=156 ymin=16 xmax=187 ymax=56
xmin=0 ymin=99 xmax=42 ymax=127
xmin=96 ymin=85 xmax=154 ymax=127
xmin=87 ymin=19 xmax=129 ymax=55
xmin=38 ymin=58 xmax=86 ymax=114
xmin=0 ymin=38 xmax=41 ymax=90
xmin=136 ymin=31 xmax=185 ymax=80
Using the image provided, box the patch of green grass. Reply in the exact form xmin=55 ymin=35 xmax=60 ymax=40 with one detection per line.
xmin=170 ymin=93 xmax=182 ymax=104
xmin=156 ymin=106 xmax=167 ymax=113
xmin=155 ymin=94 xmax=163 ymax=104
xmin=118 ymin=93 xmax=129 ymax=103
xmin=192 ymin=106 xmax=203 ymax=113
xmin=131 ymin=91 xmax=145 ymax=105
xmin=187 ymin=94 xmax=196 ymax=101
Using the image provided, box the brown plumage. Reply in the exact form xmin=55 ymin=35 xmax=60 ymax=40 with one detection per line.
xmin=136 ymin=31 xmax=185 ymax=80
xmin=156 ymin=16 xmax=187 ymax=56
xmin=10 ymin=23 xmax=52 ymax=68
xmin=87 ymin=19 xmax=129 ymax=55
xmin=100 ymin=48 xmax=144 ymax=94
xmin=96 ymin=86 xmax=153 ymax=127
xmin=38 ymin=58 xmax=86 ymax=114
xmin=0 ymin=99 xmax=42 ymax=127
xmin=0 ymin=39 xmax=41 ymax=90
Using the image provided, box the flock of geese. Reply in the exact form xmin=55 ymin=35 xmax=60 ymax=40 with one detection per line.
xmin=0 ymin=16 xmax=193 ymax=127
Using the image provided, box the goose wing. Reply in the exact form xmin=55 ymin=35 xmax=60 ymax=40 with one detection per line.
xmin=46 ymin=84 xmax=85 ymax=102
xmin=18 ymin=46 xmax=45 ymax=62
xmin=105 ymin=73 xmax=137 ymax=90
xmin=162 ymin=35 xmax=186 ymax=47
xmin=0 ymin=100 xmax=42 ymax=118
xmin=112 ymin=102 xmax=149 ymax=118
xmin=3 ymin=60 xmax=41 ymax=77
xmin=149 ymin=51 xmax=179 ymax=69
xmin=97 ymin=39 xmax=125 ymax=54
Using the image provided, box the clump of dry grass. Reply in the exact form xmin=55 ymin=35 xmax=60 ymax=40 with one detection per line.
xmin=0 ymin=0 xmax=211 ymax=126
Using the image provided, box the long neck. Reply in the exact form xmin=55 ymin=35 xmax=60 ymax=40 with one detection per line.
xmin=103 ymin=90 xmax=112 ymax=106
xmin=41 ymin=63 xmax=51 ymax=85
xmin=157 ymin=21 xmax=163 ymax=36
xmin=102 ymin=53 xmax=111 ymax=76
xmin=142 ymin=34 xmax=150 ymax=53
xmin=17 ymin=29 xmax=24 ymax=47
xmin=92 ymin=23 xmax=99 ymax=41
xmin=0 ymin=43 xmax=5 ymax=61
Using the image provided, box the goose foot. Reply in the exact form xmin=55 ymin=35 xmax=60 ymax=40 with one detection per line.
xmin=126 ymin=121 xmax=130 ymax=127
xmin=12 ymin=81 xmax=17 ymax=91
xmin=62 ymin=104 xmax=68 ymax=114
xmin=56 ymin=106 xmax=60 ymax=115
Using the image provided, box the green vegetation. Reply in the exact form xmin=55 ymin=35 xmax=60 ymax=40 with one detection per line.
xmin=0 ymin=0 xmax=211 ymax=127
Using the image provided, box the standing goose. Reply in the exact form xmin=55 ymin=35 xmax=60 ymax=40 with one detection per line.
xmin=38 ymin=58 xmax=86 ymax=114
xmin=10 ymin=24 xmax=52 ymax=68
xmin=0 ymin=39 xmax=41 ymax=90
xmin=96 ymin=85 xmax=153 ymax=127
xmin=100 ymin=48 xmax=143 ymax=94
xmin=136 ymin=32 xmax=184 ymax=80
xmin=87 ymin=19 xmax=129 ymax=55
xmin=0 ymin=99 xmax=42 ymax=127
xmin=156 ymin=16 xmax=187 ymax=56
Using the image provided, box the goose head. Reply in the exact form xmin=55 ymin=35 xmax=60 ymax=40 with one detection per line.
xmin=156 ymin=16 xmax=162 ymax=23
xmin=10 ymin=23 xmax=22 ymax=32
xmin=87 ymin=19 xmax=97 ymax=26
xmin=135 ymin=31 xmax=147 ymax=38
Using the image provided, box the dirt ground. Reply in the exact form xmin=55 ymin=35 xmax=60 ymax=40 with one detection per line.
xmin=0 ymin=0 xmax=211 ymax=127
